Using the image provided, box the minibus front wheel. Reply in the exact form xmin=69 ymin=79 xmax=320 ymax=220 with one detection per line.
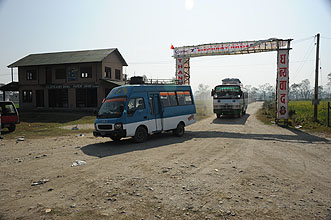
xmin=133 ymin=126 xmax=148 ymax=143
xmin=173 ymin=122 xmax=185 ymax=137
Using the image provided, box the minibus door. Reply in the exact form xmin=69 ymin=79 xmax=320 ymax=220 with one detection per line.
xmin=149 ymin=94 xmax=162 ymax=131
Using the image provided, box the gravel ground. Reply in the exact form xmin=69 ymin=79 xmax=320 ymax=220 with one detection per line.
xmin=0 ymin=102 xmax=331 ymax=220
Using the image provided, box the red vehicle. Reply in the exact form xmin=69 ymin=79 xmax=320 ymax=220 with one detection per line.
xmin=0 ymin=101 xmax=19 ymax=132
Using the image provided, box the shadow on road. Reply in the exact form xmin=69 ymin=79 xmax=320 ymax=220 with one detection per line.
xmin=212 ymin=114 xmax=250 ymax=125
xmin=186 ymin=129 xmax=330 ymax=144
xmin=81 ymin=127 xmax=329 ymax=158
xmin=81 ymin=132 xmax=193 ymax=158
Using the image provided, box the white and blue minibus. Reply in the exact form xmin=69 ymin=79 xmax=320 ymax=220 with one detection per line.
xmin=93 ymin=84 xmax=196 ymax=142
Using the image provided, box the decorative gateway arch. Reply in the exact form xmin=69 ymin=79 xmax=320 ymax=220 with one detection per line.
xmin=172 ymin=38 xmax=292 ymax=122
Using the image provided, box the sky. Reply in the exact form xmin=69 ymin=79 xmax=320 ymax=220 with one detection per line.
xmin=0 ymin=0 xmax=331 ymax=92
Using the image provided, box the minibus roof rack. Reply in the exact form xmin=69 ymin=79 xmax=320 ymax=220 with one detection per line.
xmin=127 ymin=77 xmax=179 ymax=85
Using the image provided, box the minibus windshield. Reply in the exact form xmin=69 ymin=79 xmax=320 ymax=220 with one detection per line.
xmin=97 ymin=98 xmax=126 ymax=118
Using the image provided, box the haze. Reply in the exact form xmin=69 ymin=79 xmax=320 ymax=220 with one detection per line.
xmin=0 ymin=0 xmax=331 ymax=92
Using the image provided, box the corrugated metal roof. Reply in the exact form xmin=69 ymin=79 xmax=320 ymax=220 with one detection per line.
xmin=8 ymin=48 xmax=128 ymax=67
xmin=0 ymin=82 xmax=19 ymax=91
xmin=100 ymin=79 xmax=125 ymax=86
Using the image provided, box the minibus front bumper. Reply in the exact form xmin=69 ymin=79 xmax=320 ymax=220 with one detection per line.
xmin=213 ymin=109 xmax=241 ymax=115
xmin=93 ymin=129 xmax=126 ymax=138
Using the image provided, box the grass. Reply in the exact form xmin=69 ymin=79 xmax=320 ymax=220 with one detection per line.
xmin=2 ymin=111 xmax=95 ymax=139
xmin=258 ymin=100 xmax=331 ymax=134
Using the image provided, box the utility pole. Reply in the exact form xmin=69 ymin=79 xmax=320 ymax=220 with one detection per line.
xmin=313 ymin=33 xmax=320 ymax=122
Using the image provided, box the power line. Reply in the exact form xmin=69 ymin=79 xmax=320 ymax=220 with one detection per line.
xmin=293 ymin=37 xmax=316 ymax=77
xmin=130 ymin=60 xmax=172 ymax=65
xmin=130 ymin=55 xmax=231 ymax=64
xmin=292 ymin=36 xmax=314 ymax=44
xmin=321 ymin=36 xmax=331 ymax=40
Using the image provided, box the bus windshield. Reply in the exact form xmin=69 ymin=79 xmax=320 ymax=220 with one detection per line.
xmin=97 ymin=97 xmax=126 ymax=119
xmin=215 ymin=86 xmax=241 ymax=99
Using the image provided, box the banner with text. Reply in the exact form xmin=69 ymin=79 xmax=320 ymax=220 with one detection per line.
xmin=173 ymin=40 xmax=289 ymax=58
xmin=277 ymin=50 xmax=289 ymax=120
xmin=176 ymin=58 xmax=185 ymax=84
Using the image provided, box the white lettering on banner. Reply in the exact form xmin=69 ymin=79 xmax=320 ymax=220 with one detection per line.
xmin=173 ymin=40 xmax=289 ymax=58
xmin=277 ymin=50 xmax=289 ymax=119
xmin=176 ymin=58 xmax=184 ymax=84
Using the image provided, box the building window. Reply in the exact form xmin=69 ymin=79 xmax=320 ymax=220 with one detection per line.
xmin=22 ymin=90 xmax=33 ymax=103
xmin=48 ymin=89 xmax=68 ymax=108
xmin=26 ymin=70 xmax=36 ymax=80
xmin=105 ymin=67 xmax=111 ymax=78
xmin=115 ymin=69 xmax=121 ymax=80
xmin=76 ymin=88 xmax=97 ymax=107
xmin=55 ymin=68 xmax=66 ymax=79
xmin=80 ymin=66 xmax=92 ymax=78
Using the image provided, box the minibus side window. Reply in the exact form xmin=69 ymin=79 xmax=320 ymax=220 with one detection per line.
xmin=168 ymin=92 xmax=178 ymax=106
xmin=149 ymin=97 xmax=154 ymax=115
xmin=127 ymin=97 xmax=145 ymax=117
xmin=136 ymin=97 xmax=145 ymax=109
xmin=176 ymin=91 xmax=186 ymax=105
xmin=177 ymin=91 xmax=192 ymax=105
xmin=160 ymin=92 xmax=170 ymax=107
xmin=184 ymin=91 xmax=192 ymax=105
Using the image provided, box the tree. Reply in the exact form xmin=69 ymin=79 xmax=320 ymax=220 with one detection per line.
xmin=258 ymin=83 xmax=274 ymax=100
xmin=299 ymin=79 xmax=311 ymax=100
xmin=250 ymin=87 xmax=259 ymax=101
xmin=327 ymin=72 xmax=331 ymax=95
xmin=195 ymin=84 xmax=210 ymax=100
xmin=290 ymin=83 xmax=301 ymax=100
xmin=244 ymin=85 xmax=252 ymax=93
xmin=318 ymin=85 xmax=326 ymax=99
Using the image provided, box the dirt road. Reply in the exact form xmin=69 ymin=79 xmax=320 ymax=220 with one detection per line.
xmin=1 ymin=102 xmax=331 ymax=220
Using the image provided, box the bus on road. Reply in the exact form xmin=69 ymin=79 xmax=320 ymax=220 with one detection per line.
xmin=93 ymin=82 xmax=196 ymax=142
xmin=211 ymin=78 xmax=248 ymax=118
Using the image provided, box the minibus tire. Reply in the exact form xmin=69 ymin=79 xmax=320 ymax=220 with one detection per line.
xmin=173 ymin=123 xmax=185 ymax=137
xmin=133 ymin=126 xmax=148 ymax=143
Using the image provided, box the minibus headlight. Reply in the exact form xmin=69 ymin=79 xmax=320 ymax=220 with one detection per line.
xmin=114 ymin=123 xmax=123 ymax=130
xmin=213 ymin=94 xmax=218 ymax=98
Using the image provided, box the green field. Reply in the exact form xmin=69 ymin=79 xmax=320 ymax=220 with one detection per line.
xmin=259 ymin=100 xmax=331 ymax=133
xmin=289 ymin=101 xmax=330 ymax=127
